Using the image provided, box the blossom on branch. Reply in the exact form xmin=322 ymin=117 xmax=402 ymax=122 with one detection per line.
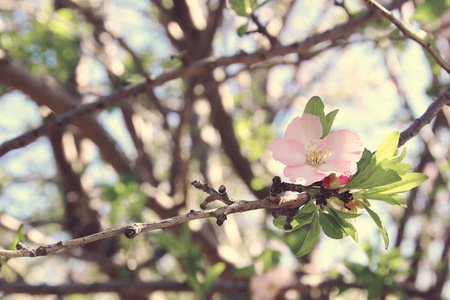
xmin=267 ymin=113 xmax=364 ymax=186
xmin=323 ymin=173 xmax=350 ymax=189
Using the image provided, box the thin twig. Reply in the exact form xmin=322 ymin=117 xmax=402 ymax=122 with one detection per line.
xmin=363 ymin=0 xmax=450 ymax=74
xmin=0 ymin=183 xmax=309 ymax=259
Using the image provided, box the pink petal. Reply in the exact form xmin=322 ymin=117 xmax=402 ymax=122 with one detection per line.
xmin=267 ymin=139 xmax=306 ymax=166
xmin=319 ymin=158 xmax=357 ymax=175
xmin=284 ymin=165 xmax=328 ymax=186
xmin=324 ymin=129 xmax=364 ymax=162
xmin=285 ymin=114 xmax=323 ymax=144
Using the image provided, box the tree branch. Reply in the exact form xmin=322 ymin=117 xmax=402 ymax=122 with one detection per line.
xmin=398 ymin=85 xmax=450 ymax=147
xmin=0 ymin=180 xmax=309 ymax=259
xmin=0 ymin=279 xmax=247 ymax=296
xmin=0 ymin=0 xmax=408 ymax=157
xmin=363 ymin=0 xmax=450 ymax=73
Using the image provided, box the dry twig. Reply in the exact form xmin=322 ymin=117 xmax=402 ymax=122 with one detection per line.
xmin=0 ymin=180 xmax=309 ymax=259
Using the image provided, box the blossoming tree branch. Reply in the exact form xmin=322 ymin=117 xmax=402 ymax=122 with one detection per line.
xmin=0 ymin=97 xmax=428 ymax=260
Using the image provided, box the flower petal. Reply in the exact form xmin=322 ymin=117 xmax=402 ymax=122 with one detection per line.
xmin=324 ymin=129 xmax=364 ymax=163
xmin=285 ymin=114 xmax=323 ymax=144
xmin=284 ymin=165 xmax=328 ymax=186
xmin=267 ymin=138 xmax=306 ymax=166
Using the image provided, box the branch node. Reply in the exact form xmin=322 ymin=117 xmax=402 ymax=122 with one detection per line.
xmin=216 ymin=214 xmax=227 ymax=226
xmin=125 ymin=223 xmax=141 ymax=239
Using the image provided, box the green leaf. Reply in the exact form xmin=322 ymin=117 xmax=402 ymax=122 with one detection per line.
xmin=232 ymin=266 xmax=256 ymax=277
xmin=374 ymin=131 xmax=399 ymax=162
xmin=379 ymin=159 xmax=413 ymax=175
xmin=296 ymin=212 xmax=321 ymax=257
xmin=303 ymin=96 xmax=325 ymax=119
xmin=203 ymin=262 xmax=226 ymax=293
xmin=322 ymin=109 xmax=339 ymax=138
xmin=257 ymin=249 xmax=281 ymax=272
xmin=395 ymin=147 xmax=407 ymax=162
xmin=273 ymin=201 xmax=316 ymax=232
xmin=326 ymin=207 xmax=359 ymax=242
xmin=9 ymin=225 xmax=25 ymax=251
xmin=344 ymin=164 xmax=401 ymax=190
xmin=237 ymin=23 xmax=248 ymax=36
xmin=319 ymin=211 xmax=346 ymax=239
xmin=364 ymin=173 xmax=428 ymax=195
xmin=355 ymin=192 xmax=406 ymax=207
xmin=349 ymin=148 xmax=373 ymax=180
xmin=413 ymin=0 xmax=450 ymax=22
xmin=326 ymin=205 xmax=361 ymax=219
xmin=359 ymin=201 xmax=389 ymax=249
xmin=230 ymin=0 xmax=249 ymax=16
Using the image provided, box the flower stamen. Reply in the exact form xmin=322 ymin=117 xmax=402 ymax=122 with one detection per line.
xmin=303 ymin=140 xmax=332 ymax=167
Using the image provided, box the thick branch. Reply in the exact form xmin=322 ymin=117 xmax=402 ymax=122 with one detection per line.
xmin=398 ymin=85 xmax=450 ymax=147
xmin=0 ymin=0 xmax=408 ymax=157
xmin=0 ymin=280 xmax=247 ymax=296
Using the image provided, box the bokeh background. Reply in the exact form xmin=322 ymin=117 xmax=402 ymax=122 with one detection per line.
xmin=0 ymin=0 xmax=449 ymax=299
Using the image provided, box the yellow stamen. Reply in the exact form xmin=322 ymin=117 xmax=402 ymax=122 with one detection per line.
xmin=304 ymin=140 xmax=332 ymax=167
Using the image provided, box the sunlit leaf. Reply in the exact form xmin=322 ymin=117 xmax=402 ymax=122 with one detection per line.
xmin=359 ymin=201 xmax=389 ymax=249
xmin=322 ymin=109 xmax=339 ymax=138
xmin=9 ymin=225 xmax=25 ymax=251
xmin=379 ymin=159 xmax=413 ymax=175
xmin=326 ymin=205 xmax=361 ymax=219
xmin=364 ymin=173 xmax=428 ymax=195
xmin=355 ymin=192 xmax=406 ymax=207
xmin=374 ymin=131 xmax=399 ymax=162
xmin=319 ymin=211 xmax=346 ymax=239
xmin=343 ymin=163 xmax=401 ymax=190
xmin=296 ymin=213 xmax=321 ymax=257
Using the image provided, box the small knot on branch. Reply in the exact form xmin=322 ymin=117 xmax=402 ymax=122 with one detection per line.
xmin=124 ymin=223 xmax=141 ymax=239
xmin=270 ymin=176 xmax=283 ymax=203
xmin=216 ymin=214 xmax=227 ymax=226
xmin=272 ymin=208 xmax=299 ymax=230
xmin=192 ymin=180 xmax=234 ymax=209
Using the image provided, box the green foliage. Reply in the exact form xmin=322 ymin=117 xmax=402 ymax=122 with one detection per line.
xmin=8 ymin=225 xmax=25 ymax=251
xmin=334 ymin=247 xmax=411 ymax=299
xmin=296 ymin=212 xmax=321 ymax=257
xmin=229 ymin=0 xmax=272 ymax=35
xmin=153 ymin=224 xmax=225 ymax=299
xmin=100 ymin=174 xmax=147 ymax=225
xmin=273 ymin=201 xmax=316 ymax=232
xmin=412 ymin=0 xmax=450 ymax=23
xmin=0 ymin=7 xmax=82 ymax=83
xmin=272 ymin=101 xmax=428 ymax=257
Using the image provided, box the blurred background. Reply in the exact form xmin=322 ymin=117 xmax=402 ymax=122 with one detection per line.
xmin=0 ymin=0 xmax=449 ymax=299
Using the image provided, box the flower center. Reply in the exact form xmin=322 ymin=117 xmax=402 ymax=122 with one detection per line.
xmin=303 ymin=140 xmax=332 ymax=167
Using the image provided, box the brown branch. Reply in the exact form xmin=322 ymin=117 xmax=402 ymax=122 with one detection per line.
xmin=363 ymin=0 xmax=450 ymax=74
xmin=0 ymin=181 xmax=309 ymax=259
xmin=398 ymin=85 xmax=450 ymax=147
xmin=0 ymin=279 xmax=247 ymax=296
xmin=0 ymin=59 xmax=132 ymax=174
xmin=0 ymin=0 xmax=409 ymax=157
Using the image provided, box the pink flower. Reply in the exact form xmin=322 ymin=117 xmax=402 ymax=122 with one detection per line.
xmin=323 ymin=174 xmax=350 ymax=189
xmin=267 ymin=113 xmax=364 ymax=186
